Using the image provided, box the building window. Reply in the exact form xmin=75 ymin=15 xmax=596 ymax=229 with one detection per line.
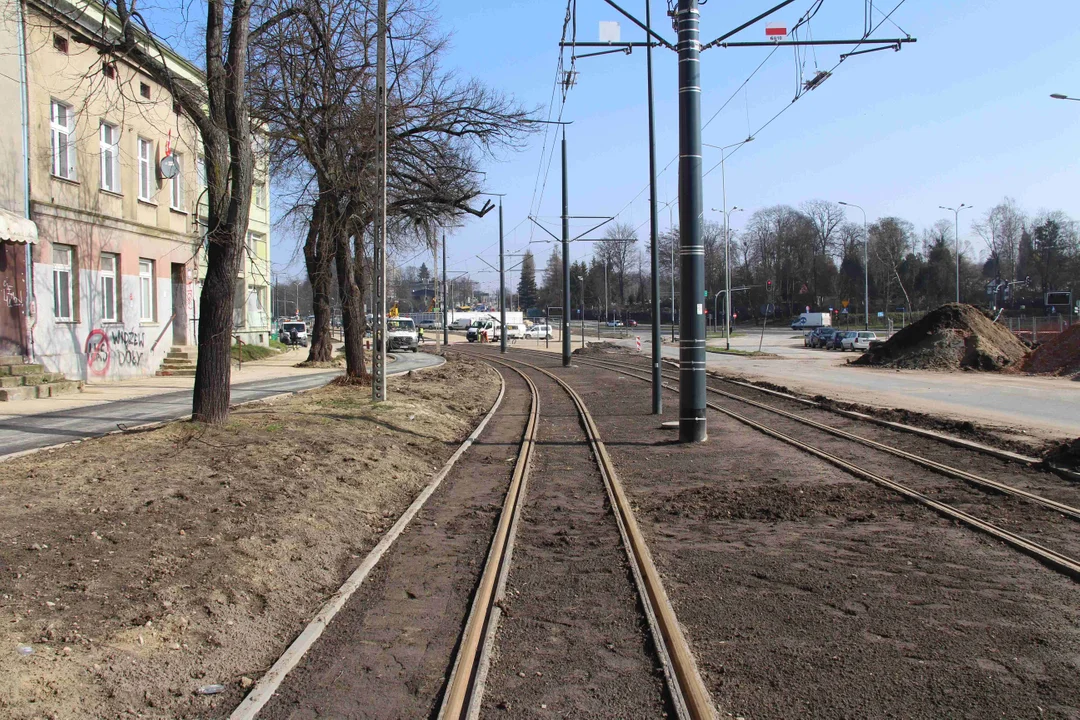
xmin=139 ymin=82 xmax=151 ymax=99
xmin=53 ymin=34 xmax=68 ymax=54
xmin=139 ymin=259 xmax=155 ymax=321
xmin=100 ymin=253 xmax=118 ymax=322
xmin=249 ymin=285 xmax=267 ymax=327
xmin=197 ymin=154 xmax=206 ymax=188
xmin=137 ymin=137 xmax=153 ymax=201
xmin=50 ymin=100 xmax=75 ymax=180
xmin=170 ymin=153 xmax=184 ymax=210
xmin=53 ymin=245 xmax=75 ymax=321
xmin=99 ymin=122 xmax=121 ymax=193
xmin=102 ymin=62 xmax=116 ymax=79
xmin=247 ymin=231 xmax=267 ymax=260
xmin=254 ymin=181 xmax=267 ymax=209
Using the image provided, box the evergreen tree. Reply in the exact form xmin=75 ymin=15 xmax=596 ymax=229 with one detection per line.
xmin=517 ymin=251 xmax=539 ymax=312
xmin=418 ymin=263 xmax=431 ymax=283
xmin=539 ymin=247 xmax=562 ymax=310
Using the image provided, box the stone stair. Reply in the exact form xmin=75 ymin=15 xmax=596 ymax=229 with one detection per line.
xmin=0 ymin=356 xmax=84 ymax=402
xmin=157 ymin=346 xmax=197 ymax=377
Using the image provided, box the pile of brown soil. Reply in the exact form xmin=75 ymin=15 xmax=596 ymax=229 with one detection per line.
xmin=1022 ymin=323 xmax=1080 ymax=378
xmin=853 ymin=303 xmax=1029 ymax=371
xmin=1044 ymin=437 xmax=1080 ymax=478
xmin=572 ymin=341 xmax=634 ymax=356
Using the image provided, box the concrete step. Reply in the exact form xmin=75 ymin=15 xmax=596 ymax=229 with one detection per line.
xmin=166 ymin=351 xmax=198 ymax=361
xmin=5 ymin=363 xmax=46 ymax=376
xmin=20 ymin=374 xmax=48 ymax=386
xmin=0 ymin=386 xmax=36 ymax=401
xmin=169 ymin=346 xmax=197 ymax=354
xmin=156 ymin=368 xmax=197 ymax=377
xmin=35 ymin=380 xmax=83 ymax=398
xmin=161 ymin=359 xmax=197 ymax=368
xmin=0 ymin=355 xmax=24 ymax=365
xmin=0 ymin=375 xmax=22 ymax=388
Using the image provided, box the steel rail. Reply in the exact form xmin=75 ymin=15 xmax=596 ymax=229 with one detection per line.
xmin=505 ymin=348 xmax=1070 ymax=519
xmin=511 ymin=350 xmax=1080 ymax=582
xmin=456 ymin=349 xmax=717 ymax=720
xmin=438 ymin=363 xmax=540 ymax=719
xmin=571 ymin=354 xmax=1080 ymax=522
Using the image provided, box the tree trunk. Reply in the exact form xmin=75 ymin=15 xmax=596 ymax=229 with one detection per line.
xmin=192 ymin=225 xmax=244 ymax=423
xmin=334 ymin=211 xmax=367 ymax=380
xmin=353 ymin=227 xmax=369 ymax=338
xmin=304 ymin=197 xmax=334 ymax=362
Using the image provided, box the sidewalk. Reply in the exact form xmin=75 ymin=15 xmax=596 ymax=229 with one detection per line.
xmin=0 ymin=347 xmax=336 ymax=420
xmin=492 ymin=330 xmax=1079 ymax=444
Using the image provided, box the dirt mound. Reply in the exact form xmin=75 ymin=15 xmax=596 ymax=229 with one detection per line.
xmin=853 ymin=303 xmax=1029 ymax=371
xmin=573 ymin=341 xmax=634 ymax=356
xmin=1022 ymin=323 xmax=1080 ymax=378
xmin=1044 ymin=437 xmax=1080 ymax=480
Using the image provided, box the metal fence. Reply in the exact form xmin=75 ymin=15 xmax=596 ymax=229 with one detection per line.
xmin=1005 ymin=314 xmax=1073 ymax=343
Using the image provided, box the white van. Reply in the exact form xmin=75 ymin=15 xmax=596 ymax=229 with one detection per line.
xmin=504 ymin=323 xmax=527 ymax=340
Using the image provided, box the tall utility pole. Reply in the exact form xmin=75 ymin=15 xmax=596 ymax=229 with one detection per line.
xmin=677 ymin=0 xmax=707 ymax=443
xmin=562 ymin=126 xmax=571 ymax=366
xmin=371 ymin=0 xmax=388 ymax=401
xmin=442 ymin=233 xmax=448 ymax=346
xmin=646 ymin=0 xmax=662 ymax=414
xmin=838 ymin=201 xmax=868 ymax=330
xmin=939 ymin=203 xmax=971 ymax=303
xmin=499 ymin=197 xmax=506 ymax=353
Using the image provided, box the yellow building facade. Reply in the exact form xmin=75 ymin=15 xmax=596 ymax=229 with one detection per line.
xmin=12 ymin=0 xmax=271 ymax=382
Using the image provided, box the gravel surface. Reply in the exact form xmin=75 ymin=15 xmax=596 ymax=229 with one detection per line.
xmin=499 ymin=348 xmax=1080 ymax=719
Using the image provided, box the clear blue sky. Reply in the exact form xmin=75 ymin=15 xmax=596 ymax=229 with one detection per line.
xmin=421 ymin=0 xmax=1080 ymax=293
xmin=168 ymin=0 xmax=1073 ymax=289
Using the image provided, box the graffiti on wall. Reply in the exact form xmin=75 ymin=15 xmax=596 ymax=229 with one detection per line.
xmin=85 ymin=327 xmax=147 ymax=376
xmin=3 ymin=279 xmax=23 ymax=308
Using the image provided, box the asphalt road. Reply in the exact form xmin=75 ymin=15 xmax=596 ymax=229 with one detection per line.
xmin=0 ymin=352 xmax=444 ymax=458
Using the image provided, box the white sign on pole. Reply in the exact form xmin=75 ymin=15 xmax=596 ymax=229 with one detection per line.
xmin=599 ymin=21 xmax=621 ymax=42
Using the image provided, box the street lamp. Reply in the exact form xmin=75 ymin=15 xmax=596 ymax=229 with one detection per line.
xmin=577 ymin=274 xmax=585 ymax=350
xmin=1050 ymin=93 xmax=1080 ymax=101
xmin=705 ymin=138 xmax=753 ymax=349
xmin=710 ymin=205 xmax=742 ymax=350
xmin=939 ymin=203 xmax=972 ymax=303
xmin=837 ymin=201 xmax=869 ymax=330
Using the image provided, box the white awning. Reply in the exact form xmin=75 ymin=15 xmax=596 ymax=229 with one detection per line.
xmin=0 ymin=208 xmax=38 ymax=245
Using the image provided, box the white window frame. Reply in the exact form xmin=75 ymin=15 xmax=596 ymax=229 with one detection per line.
xmin=52 ymin=245 xmax=74 ymax=321
xmin=170 ymin=152 xmax=184 ymax=210
xmin=99 ymin=121 xmax=121 ymax=193
xmin=247 ymin=230 xmax=267 ymax=260
xmin=50 ymin=100 xmax=76 ymax=180
xmin=255 ymin=180 xmax=267 ymax=209
xmin=196 ymin=153 xmax=206 ymax=188
xmin=139 ymin=259 xmax=155 ymax=321
xmin=100 ymin=253 xmax=118 ymax=322
xmin=137 ymin=137 xmax=154 ymax=201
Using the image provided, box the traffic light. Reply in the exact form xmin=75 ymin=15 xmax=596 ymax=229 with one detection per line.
xmin=704 ymin=290 xmax=708 ymax=298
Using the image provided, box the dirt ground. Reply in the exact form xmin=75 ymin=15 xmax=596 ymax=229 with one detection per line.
xmin=513 ymin=350 xmax=1080 ymax=719
xmin=0 ymin=355 xmax=497 ymax=720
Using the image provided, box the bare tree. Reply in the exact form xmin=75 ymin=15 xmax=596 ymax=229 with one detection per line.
xmin=802 ymin=200 xmax=845 ymax=306
xmin=67 ymin=0 xmax=266 ymax=422
xmin=973 ymin=197 xmax=1026 ymax=281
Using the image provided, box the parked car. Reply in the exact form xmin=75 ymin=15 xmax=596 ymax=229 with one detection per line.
xmin=828 ymin=331 xmax=857 ymax=350
xmin=526 ymin=324 xmax=553 ymax=339
xmin=606 ymin=320 xmax=623 ymax=327
xmin=279 ymin=320 xmax=309 ymax=347
xmin=808 ymin=327 xmax=838 ymax=348
xmin=627 ymin=319 xmax=638 ymax=327
xmin=418 ymin=319 xmax=441 ymax=330
xmin=842 ymin=331 xmax=880 ymax=352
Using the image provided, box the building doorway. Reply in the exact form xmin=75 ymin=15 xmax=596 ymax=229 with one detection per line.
xmin=171 ymin=263 xmax=189 ymax=346
xmin=0 ymin=241 xmax=29 ymax=359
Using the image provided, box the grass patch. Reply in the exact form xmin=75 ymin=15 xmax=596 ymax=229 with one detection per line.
xmin=269 ymin=338 xmax=288 ymax=351
xmin=705 ymin=347 xmax=777 ymax=357
xmin=232 ymin=343 xmax=278 ymax=362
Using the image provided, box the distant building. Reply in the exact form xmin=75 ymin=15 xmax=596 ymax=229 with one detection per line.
xmin=3 ymin=0 xmax=271 ymax=382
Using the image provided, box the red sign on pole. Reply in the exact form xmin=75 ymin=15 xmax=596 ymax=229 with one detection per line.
xmin=766 ymin=24 xmax=787 ymax=40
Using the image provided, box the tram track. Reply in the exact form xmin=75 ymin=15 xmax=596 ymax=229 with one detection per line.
xmin=447 ymin=350 xmax=716 ymax=720
xmin=493 ymin=346 xmax=1080 ymax=582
